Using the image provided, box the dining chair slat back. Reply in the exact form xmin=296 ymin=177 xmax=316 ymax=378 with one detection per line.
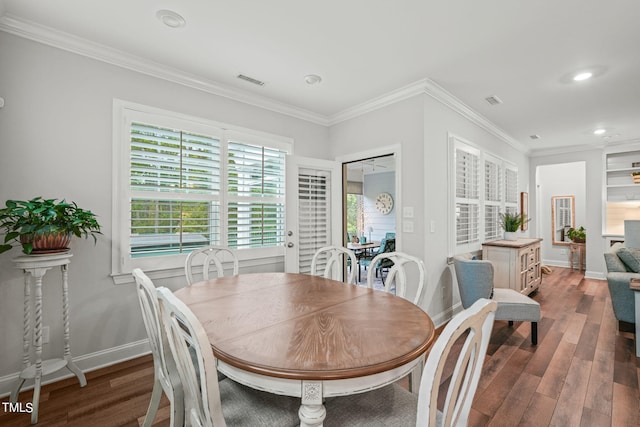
xmin=185 ymin=246 xmax=239 ymax=286
xmin=132 ymin=269 xmax=184 ymax=427
xmin=156 ymin=287 xmax=301 ymax=427
xmin=323 ymin=298 xmax=497 ymax=426
xmin=311 ymin=246 xmax=358 ymax=284
xmin=366 ymin=251 xmax=427 ymax=305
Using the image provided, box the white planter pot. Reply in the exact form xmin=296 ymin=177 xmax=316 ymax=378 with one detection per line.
xmin=504 ymin=231 xmax=518 ymax=241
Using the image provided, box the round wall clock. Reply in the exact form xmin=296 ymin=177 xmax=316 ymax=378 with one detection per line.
xmin=375 ymin=192 xmax=394 ymax=215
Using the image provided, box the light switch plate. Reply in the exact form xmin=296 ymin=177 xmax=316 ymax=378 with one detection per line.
xmin=403 ymin=220 xmax=414 ymax=233
xmin=403 ymin=207 xmax=414 ymax=218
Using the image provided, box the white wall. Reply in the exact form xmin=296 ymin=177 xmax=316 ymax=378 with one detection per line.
xmin=0 ymin=32 xmax=330 ymax=394
xmin=363 ymin=172 xmax=396 ymax=242
xmin=536 ymin=162 xmax=586 ymax=267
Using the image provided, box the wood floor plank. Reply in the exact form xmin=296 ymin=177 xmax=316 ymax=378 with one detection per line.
xmin=584 ymin=348 xmax=614 ymax=420
xmin=612 ymin=382 xmax=640 ymax=427
xmin=536 ymin=338 xmax=577 ymax=399
xmin=520 ymin=392 xmax=556 ymax=427
xmin=549 ymin=357 xmax=591 ymax=426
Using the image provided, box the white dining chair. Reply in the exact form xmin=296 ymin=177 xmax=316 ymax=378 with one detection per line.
xmin=132 ymin=268 xmax=184 ymax=427
xmin=156 ymin=286 xmax=301 ymax=427
xmin=366 ymin=251 xmax=427 ymax=305
xmin=310 ymin=245 xmax=358 ymax=284
xmin=185 ymin=245 xmax=239 ymax=285
xmin=323 ymin=298 xmax=497 ymax=426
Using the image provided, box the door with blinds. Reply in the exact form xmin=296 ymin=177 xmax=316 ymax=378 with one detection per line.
xmin=285 ymin=156 xmax=341 ymax=273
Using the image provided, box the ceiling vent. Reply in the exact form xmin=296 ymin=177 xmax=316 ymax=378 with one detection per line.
xmin=529 ymin=134 xmax=541 ymax=140
xmin=484 ymin=95 xmax=503 ymax=106
xmin=237 ymin=74 xmax=265 ymax=86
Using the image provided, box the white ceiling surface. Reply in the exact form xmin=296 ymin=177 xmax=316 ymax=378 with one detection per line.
xmin=2 ymin=0 xmax=640 ymax=152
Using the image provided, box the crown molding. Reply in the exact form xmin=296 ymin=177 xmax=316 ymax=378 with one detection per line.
xmin=330 ymin=78 xmax=528 ymax=154
xmin=420 ymin=79 xmax=528 ymax=154
xmin=0 ymin=15 xmax=330 ymax=126
xmin=1 ymin=13 xmax=526 ymax=151
xmin=328 ymin=79 xmax=429 ymax=126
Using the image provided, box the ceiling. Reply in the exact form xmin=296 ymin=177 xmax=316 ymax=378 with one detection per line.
xmin=2 ymin=0 xmax=639 ymax=153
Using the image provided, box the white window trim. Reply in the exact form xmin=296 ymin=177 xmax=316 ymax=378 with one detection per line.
xmin=111 ymin=100 xmax=292 ymax=282
xmin=448 ymin=133 xmax=518 ymax=256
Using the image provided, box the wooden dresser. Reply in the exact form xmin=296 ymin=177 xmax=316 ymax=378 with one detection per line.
xmin=482 ymin=238 xmax=542 ymax=295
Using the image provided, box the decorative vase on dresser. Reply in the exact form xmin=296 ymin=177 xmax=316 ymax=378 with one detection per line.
xmin=482 ymin=238 xmax=542 ymax=296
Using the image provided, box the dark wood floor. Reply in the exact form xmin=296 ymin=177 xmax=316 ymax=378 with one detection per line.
xmin=1 ymin=267 xmax=638 ymax=426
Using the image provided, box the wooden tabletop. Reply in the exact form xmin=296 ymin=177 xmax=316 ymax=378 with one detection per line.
xmin=174 ymin=272 xmax=434 ymax=381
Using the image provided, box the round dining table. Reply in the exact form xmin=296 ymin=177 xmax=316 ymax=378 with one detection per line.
xmin=173 ymin=272 xmax=435 ymax=426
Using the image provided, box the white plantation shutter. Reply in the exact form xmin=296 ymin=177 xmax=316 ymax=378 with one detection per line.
xmin=505 ymin=166 xmax=519 ymax=214
xmin=116 ymin=103 xmax=291 ymax=271
xmin=129 ymin=123 xmax=221 ymax=256
xmin=227 ymin=141 xmax=286 ymax=249
xmin=484 ymin=156 xmax=502 ymax=240
xmin=455 ymin=145 xmax=480 ymax=248
xmin=450 ymin=135 xmax=519 ymax=253
xmin=297 ymin=169 xmax=331 ymax=274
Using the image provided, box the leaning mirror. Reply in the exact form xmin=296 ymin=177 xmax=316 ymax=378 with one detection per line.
xmin=551 ymin=195 xmax=575 ymax=245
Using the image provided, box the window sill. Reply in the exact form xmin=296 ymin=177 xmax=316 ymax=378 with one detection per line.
xmin=112 ymin=251 xmax=284 ymax=285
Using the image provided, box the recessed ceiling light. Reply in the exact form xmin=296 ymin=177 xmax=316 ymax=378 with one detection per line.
xmin=484 ymin=95 xmax=503 ymax=106
xmin=304 ymin=74 xmax=322 ymax=85
xmin=573 ymin=72 xmax=593 ymax=81
xmin=529 ymin=134 xmax=541 ymax=140
xmin=156 ymin=10 xmax=186 ymax=28
xmin=594 ymin=128 xmax=606 ymax=135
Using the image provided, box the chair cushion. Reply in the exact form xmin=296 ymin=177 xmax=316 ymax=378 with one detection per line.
xmin=491 ymin=288 xmax=540 ymax=322
xmin=323 ymin=383 xmax=419 ymax=426
xmin=220 ymin=379 xmax=300 ymax=426
xmin=617 ymin=247 xmax=640 ymax=273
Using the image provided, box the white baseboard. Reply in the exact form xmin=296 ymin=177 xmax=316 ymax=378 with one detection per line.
xmin=431 ymin=302 xmax=463 ymax=329
xmin=0 ymin=339 xmax=151 ymax=398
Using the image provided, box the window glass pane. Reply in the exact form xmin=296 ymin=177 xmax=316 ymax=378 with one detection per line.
xmin=485 ymin=160 xmax=501 ymax=202
xmin=485 ymin=205 xmax=500 ymax=240
xmin=228 ymin=142 xmax=286 ymax=198
xmin=505 ymin=168 xmax=518 ymax=204
xmin=130 ymin=199 xmax=220 ymax=257
xmin=130 ymin=122 xmax=220 ymax=194
xmin=227 ymin=202 xmax=285 ymax=249
xmin=456 ymin=148 xmax=479 ymax=199
xmin=456 ymin=203 xmax=479 ymax=245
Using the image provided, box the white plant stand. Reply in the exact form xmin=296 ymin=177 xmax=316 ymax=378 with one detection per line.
xmin=9 ymin=252 xmax=86 ymax=424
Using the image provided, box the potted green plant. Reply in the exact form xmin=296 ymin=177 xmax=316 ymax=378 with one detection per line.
xmin=499 ymin=212 xmax=529 ymax=241
xmin=567 ymin=226 xmax=586 ymax=243
xmin=0 ymin=197 xmax=101 ymax=255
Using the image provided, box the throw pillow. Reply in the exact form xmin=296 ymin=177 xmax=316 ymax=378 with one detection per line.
xmin=617 ymin=247 xmax=640 ymax=273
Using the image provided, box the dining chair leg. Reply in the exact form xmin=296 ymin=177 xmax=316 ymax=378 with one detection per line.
xmin=531 ymin=322 xmax=538 ymax=345
xmin=142 ymin=380 xmax=162 ymax=427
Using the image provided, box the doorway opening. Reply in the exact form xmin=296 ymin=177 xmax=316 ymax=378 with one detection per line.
xmin=343 ymin=154 xmax=397 ymax=284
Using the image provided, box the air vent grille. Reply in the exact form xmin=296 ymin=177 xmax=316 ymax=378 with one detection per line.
xmin=484 ymin=95 xmax=503 ymax=106
xmin=237 ymin=74 xmax=265 ymax=86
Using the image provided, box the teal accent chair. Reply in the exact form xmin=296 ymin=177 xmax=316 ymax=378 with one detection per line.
xmin=453 ymin=256 xmax=540 ymax=345
xmin=358 ymin=238 xmax=395 ymax=282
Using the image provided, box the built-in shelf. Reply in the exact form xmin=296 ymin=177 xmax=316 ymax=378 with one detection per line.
xmin=604 ymin=145 xmax=640 ymax=234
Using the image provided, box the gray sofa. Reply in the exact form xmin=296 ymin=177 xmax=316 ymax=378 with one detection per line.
xmin=604 ymin=242 xmax=640 ymax=325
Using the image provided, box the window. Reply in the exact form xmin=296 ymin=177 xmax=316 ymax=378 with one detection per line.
xmin=450 ymin=135 xmax=518 ymax=253
xmin=113 ymin=101 xmax=291 ymax=275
